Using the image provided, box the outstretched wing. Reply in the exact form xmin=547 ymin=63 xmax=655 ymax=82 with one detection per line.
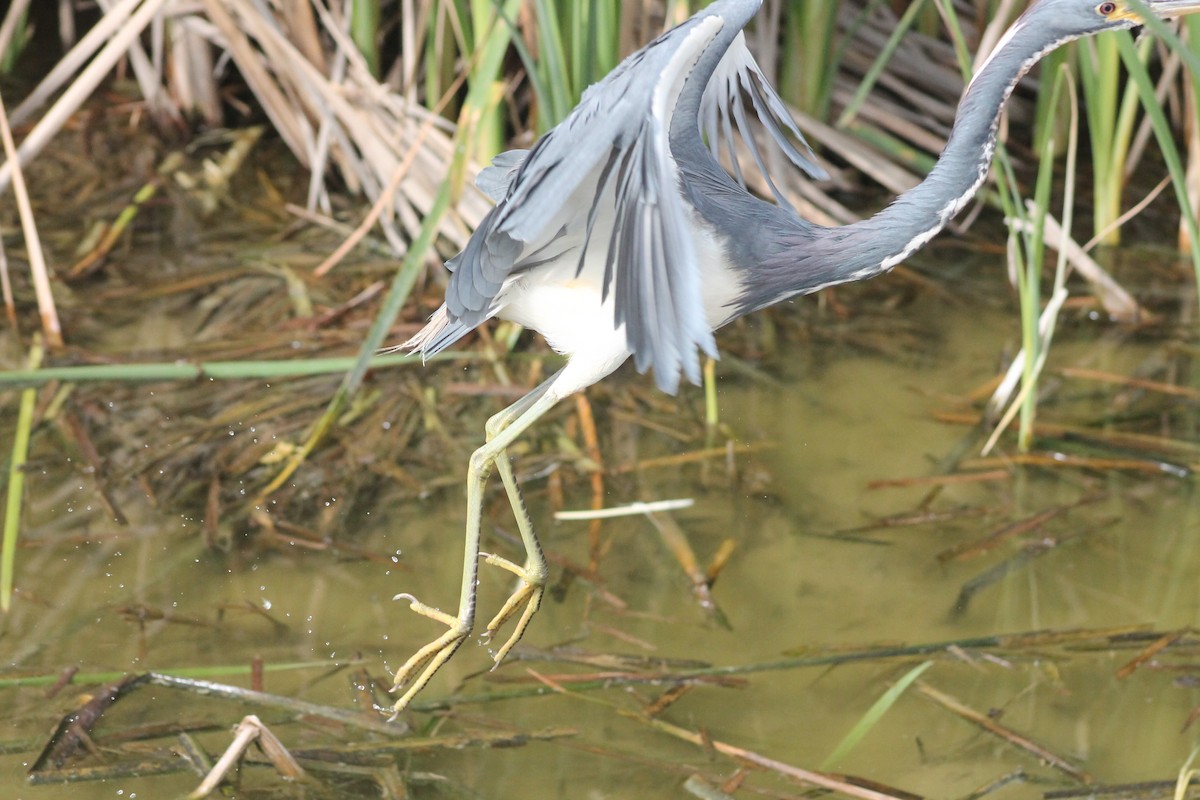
xmin=700 ymin=32 xmax=829 ymax=207
xmin=434 ymin=12 xmax=734 ymax=393
xmin=416 ymin=0 xmax=825 ymax=393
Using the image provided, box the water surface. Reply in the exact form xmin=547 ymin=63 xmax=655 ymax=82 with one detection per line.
xmin=2 ymin=253 xmax=1198 ymax=799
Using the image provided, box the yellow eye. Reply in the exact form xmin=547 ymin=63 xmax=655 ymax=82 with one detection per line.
xmin=1098 ymin=1 xmax=1118 ymax=14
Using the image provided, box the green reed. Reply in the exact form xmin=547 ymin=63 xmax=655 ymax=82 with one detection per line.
xmin=1121 ymin=0 xmax=1200 ymax=282
xmin=0 ymin=3 xmax=28 ymax=75
xmin=780 ymin=0 xmax=841 ymax=118
xmin=837 ymin=0 xmax=931 ymax=127
xmin=1002 ymin=64 xmax=1081 ymax=453
xmin=1115 ymin=31 xmax=1200 ymax=278
xmin=820 ymin=661 xmax=934 ymax=769
xmin=1 ymin=338 xmax=41 ymax=612
xmin=525 ymin=0 xmax=621 ymax=130
xmin=1076 ymin=32 xmax=1135 ymax=246
xmin=350 ymin=0 xmax=381 ymax=77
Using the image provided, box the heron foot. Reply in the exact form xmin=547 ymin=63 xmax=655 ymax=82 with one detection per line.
xmin=480 ymin=552 xmax=546 ymax=666
xmin=389 ymin=593 xmax=472 ymax=715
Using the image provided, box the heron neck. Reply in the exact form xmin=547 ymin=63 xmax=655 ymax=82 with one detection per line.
xmin=834 ymin=19 xmax=1051 ymax=279
xmin=730 ymin=18 xmax=1056 ymax=316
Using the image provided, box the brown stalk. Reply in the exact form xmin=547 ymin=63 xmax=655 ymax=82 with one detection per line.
xmin=644 ymin=714 xmax=919 ymax=800
xmin=1115 ymin=630 xmax=1187 ymax=680
xmin=936 ymin=496 xmax=1096 ymax=564
xmin=915 ymin=681 xmax=1092 ymax=783
xmin=573 ymin=394 xmax=607 ymax=569
xmin=0 ymin=88 xmax=62 ymax=347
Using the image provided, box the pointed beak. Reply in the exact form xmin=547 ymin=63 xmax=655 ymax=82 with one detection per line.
xmin=1137 ymin=0 xmax=1200 ymax=19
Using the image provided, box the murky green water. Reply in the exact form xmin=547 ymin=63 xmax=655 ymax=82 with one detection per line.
xmin=2 ymin=257 xmax=1199 ymax=798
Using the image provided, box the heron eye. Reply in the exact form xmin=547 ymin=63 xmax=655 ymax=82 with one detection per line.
xmin=1097 ymin=1 xmax=1118 ymax=14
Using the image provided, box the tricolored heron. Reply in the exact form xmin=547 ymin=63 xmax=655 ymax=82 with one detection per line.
xmin=390 ymin=0 xmax=1200 ymax=713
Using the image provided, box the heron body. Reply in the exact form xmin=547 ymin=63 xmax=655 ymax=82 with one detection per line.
xmin=390 ymin=0 xmax=1200 ymax=714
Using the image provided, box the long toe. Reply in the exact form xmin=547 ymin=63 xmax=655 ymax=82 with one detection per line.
xmin=484 ymin=581 xmax=545 ymax=666
xmin=390 ymin=624 xmax=470 ymax=714
xmin=390 ymin=596 xmax=474 ymax=714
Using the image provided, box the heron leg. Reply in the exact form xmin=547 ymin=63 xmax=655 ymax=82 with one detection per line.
xmin=479 ymin=377 xmax=552 ymax=657
xmin=480 ymin=450 xmax=546 ymax=662
xmin=391 ymin=373 xmax=562 ymax=714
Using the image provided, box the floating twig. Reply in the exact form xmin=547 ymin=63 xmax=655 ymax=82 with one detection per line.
xmin=951 ymin=525 xmax=1107 ymax=617
xmin=937 ymin=496 xmax=1098 ymax=564
xmin=143 ymin=674 xmax=403 ymax=735
xmin=641 ymin=499 xmax=731 ymax=630
xmin=867 ymin=469 xmax=1011 ymax=490
xmin=645 ymin=714 xmax=919 ymax=800
xmin=1060 ymin=366 xmax=1200 ymax=400
xmin=554 ymin=498 xmax=695 ymax=520
xmin=1116 ymin=630 xmax=1187 ymax=680
xmin=187 ymin=715 xmax=308 ymax=799
xmin=915 ymin=681 xmax=1092 ymax=783
xmin=29 ymin=675 xmax=145 ymax=773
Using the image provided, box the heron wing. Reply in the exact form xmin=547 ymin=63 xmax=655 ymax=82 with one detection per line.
xmin=700 ymin=32 xmax=828 ymax=208
xmin=606 ymin=112 xmax=715 ymax=394
xmin=438 ymin=13 xmax=735 ymax=393
xmin=441 ymin=45 xmax=679 ymax=325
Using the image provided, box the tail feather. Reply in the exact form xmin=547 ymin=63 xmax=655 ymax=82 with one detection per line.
xmin=392 ymin=305 xmax=479 ymax=361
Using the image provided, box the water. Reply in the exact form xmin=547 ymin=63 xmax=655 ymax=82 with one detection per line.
xmin=2 ymin=259 xmax=1199 ymax=799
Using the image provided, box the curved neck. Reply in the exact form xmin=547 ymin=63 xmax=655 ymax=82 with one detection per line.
xmin=722 ymin=16 xmax=1066 ymax=316
xmin=834 ymin=18 xmax=1058 ymax=278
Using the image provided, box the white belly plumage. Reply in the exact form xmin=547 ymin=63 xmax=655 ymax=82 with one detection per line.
xmin=495 ymin=202 xmax=740 ymax=396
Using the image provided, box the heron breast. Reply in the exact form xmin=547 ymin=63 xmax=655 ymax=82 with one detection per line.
xmin=499 ymin=277 xmax=628 ymax=362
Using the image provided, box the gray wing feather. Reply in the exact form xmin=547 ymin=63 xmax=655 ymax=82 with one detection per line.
xmin=609 ymin=120 xmax=714 ymax=393
xmin=428 ymin=0 xmax=809 ymax=393
xmin=443 ymin=12 xmax=728 ymax=390
xmin=475 ymin=149 xmax=529 ymax=202
xmin=445 ymin=206 xmax=520 ymax=319
xmin=442 ymin=46 xmax=672 ymax=326
xmin=700 ymin=33 xmax=829 ymax=203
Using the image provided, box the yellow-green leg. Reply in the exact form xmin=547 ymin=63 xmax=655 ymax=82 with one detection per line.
xmin=481 ymin=448 xmax=546 ymax=659
xmin=390 ymin=374 xmax=560 ymax=714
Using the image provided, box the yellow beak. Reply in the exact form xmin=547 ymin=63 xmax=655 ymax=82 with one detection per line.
xmin=1130 ymin=0 xmax=1200 ymax=20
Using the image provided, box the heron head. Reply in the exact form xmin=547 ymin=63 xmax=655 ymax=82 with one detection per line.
xmin=1027 ymin=0 xmax=1200 ymax=36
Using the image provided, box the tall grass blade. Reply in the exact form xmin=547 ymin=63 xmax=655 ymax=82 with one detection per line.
xmin=820 ymin=661 xmax=934 ymax=769
xmin=1033 ymin=48 xmax=1070 ymax=157
xmin=1011 ymin=66 xmax=1070 ymax=450
xmin=0 ymin=0 xmax=31 ymax=74
xmin=1076 ymin=32 xmax=1125 ymax=245
xmin=350 ymin=0 xmax=381 ymax=77
xmin=531 ymin=0 xmax=573 ymax=128
xmin=781 ymin=0 xmax=840 ymax=118
xmin=0 ymin=353 xmax=515 ymax=389
xmin=1115 ymin=29 xmax=1200 ymax=284
xmin=2 ymin=338 xmax=41 ymax=612
xmin=1174 ymin=747 xmax=1200 ymax=800
xmin=984 ymin=66 xmax=1081 ymax=454
xmin=1185 ymin=17 xmax=1200 ymax=256
xmin=837 ymin=0 xmax=930 ymax=127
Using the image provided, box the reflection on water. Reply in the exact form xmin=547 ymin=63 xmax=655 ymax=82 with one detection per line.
xmin=2 ymin=263 xmax=1200 ymax=798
